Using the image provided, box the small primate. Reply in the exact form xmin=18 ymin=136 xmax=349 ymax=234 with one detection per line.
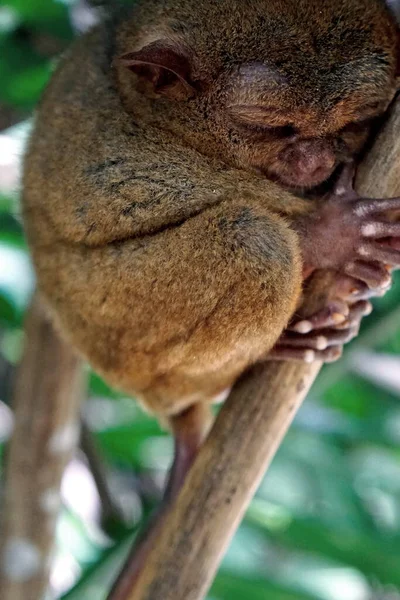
xmin=23 ymin=0 xmax=400 ymax=595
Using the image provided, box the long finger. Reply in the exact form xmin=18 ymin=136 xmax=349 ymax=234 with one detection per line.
xmin=355 ymin=197 xmax=400 ymax=217
xmin=269 ymin=345 xmax=343 ymax=363
xmin=289 ymin=301 xmax=349 ymax=333
xmin=361 ymin=222 xmax=400 ymax=238
xmin=336 ymin=301 xmax=372 ymax=330
xmin=334 ymin=275 xmax=371 ymax=301
xmin=280 ymin=326 xmax=359 ymax=350
xmin=344 ymin=261 xmax=391 ymax=290
xmin=358 ymin=244 xmax=400 ymax=266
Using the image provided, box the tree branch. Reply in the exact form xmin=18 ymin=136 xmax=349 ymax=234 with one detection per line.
xmin=80 ymin=422 xmax=125 ymax=533
xmin=121 ymin=99 xmax=400 ymax=600
xmin=0 ymin=294 xmax=85 ymax=600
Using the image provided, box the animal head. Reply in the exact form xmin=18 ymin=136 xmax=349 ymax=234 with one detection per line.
xmin=115 ymin=0 xmax=399 ymax=189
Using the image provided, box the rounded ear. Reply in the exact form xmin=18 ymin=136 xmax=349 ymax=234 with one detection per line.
xmin=116 ymin=41 xmax=196 ymax=101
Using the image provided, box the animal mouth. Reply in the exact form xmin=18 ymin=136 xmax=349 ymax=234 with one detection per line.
xmin=266 ymin=163 xmax=337 ymax=191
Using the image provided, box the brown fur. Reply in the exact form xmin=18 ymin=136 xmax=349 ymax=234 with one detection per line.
xmin=23 ymin=0 xmax=398 ymax=417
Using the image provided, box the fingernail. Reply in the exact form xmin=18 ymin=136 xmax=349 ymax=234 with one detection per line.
xmin=292 ymin=320 xmax=312 ymax=333
xmin=332 ymin=313 xmax=347 ymax=324
xmin=316 ymin=336 xmax=328 ymax=350
xmin=304 ymin=350 xmax=315 ymax=363
xmin=337 ymin=319 xmax=350 ymax=329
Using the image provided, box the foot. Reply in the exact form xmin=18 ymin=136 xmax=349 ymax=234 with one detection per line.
xmin=269 ymin=299 xmax=372 ymax=363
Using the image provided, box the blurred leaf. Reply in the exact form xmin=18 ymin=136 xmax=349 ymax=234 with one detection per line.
xmin=4 ymin=0 xmax=73 ymax=38
xmin=0 ymin=194 xmax=14 ymax=213
xmin=0 ymin=293 xmax=19 ymax=327
xmin=96 ymin=420 xmax=167 ymax=471
xmin=211 ymin=571 xmax=321 ymax=600
xmin=0 ymin=36 xmax=52 ymax=108
xmin=247 ymin=499 xmax=400 ymax=587
xmin=89 ymin=372 xmax=125 ymax=400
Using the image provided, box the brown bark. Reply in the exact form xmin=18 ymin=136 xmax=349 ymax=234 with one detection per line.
xmin=0 ymin=295 xmax=85 ymax=600
xmin=120 ymin=100 xmax=400 ymax=600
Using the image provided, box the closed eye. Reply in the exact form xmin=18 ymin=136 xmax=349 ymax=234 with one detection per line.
xmin=239 ymin=122 xmax=298 ymax=138
xmin=348 ymin=102 xmax=387 ymax=127
xmin=340 ymin=115 xmax=379 ymax=135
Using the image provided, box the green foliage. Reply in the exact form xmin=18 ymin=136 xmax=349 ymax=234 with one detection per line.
xmin=1 ymin=2 xmax=400 ymax=599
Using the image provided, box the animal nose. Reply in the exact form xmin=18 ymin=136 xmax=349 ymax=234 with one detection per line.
xmin=291 ymin=140 xmax=336 ymax=177
xmin=296 ymin=144 xmax=335 ymax=177
xmin=280 ymin=140 xmax=336 ymax=185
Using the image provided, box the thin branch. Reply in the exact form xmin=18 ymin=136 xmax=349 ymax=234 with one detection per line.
xmin=120 ymin=99 xmax=400 ymax=600
xmin=80 ymin=422 xmax=125 ymax=533
xmin=0 ymin=294 xmax=85 ymax=600
xmin=0 ymin=339 xmax=14 ymax=404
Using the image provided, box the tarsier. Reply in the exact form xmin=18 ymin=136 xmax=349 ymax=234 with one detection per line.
xmin=23 ymin=0 xmax=400 ymax=596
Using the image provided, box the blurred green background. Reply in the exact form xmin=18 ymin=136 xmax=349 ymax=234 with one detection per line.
xmin=1 ymin=1 xmax=400 ymax=599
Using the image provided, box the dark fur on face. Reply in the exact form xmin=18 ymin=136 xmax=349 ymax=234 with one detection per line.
xmin=115 ymin=0 xmax=398 ymax=189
